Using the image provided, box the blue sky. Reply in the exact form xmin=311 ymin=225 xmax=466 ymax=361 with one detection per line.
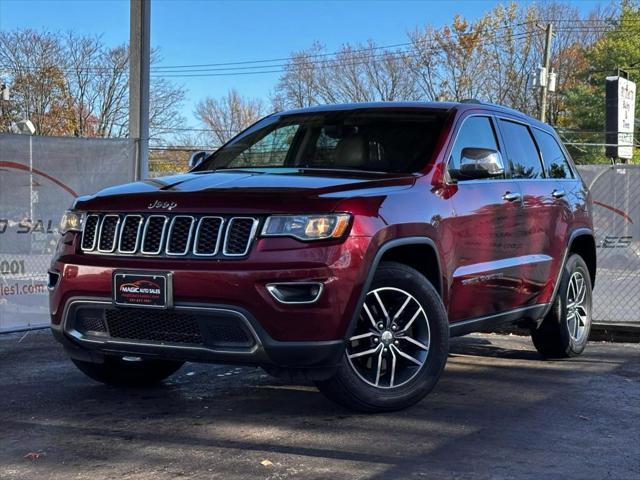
xmin=1 ymin=0 xmax=604 ymax=127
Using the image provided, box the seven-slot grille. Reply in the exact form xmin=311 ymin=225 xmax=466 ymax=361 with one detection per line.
xmin=81 ymin=213 xmax=258 ymax=258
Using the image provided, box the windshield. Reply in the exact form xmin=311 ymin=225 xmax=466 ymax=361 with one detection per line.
xmin=198 ymin=110 xmax=445 ymax=173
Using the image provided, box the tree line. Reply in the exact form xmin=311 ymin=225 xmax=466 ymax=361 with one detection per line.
xmin=196 ymin=0 xmax=639 ymax=157
xmin=1 ymin=1 xmax=638 ymax=163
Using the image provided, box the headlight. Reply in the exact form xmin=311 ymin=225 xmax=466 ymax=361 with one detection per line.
xmin=59 ymin=210 xmax=83 ymax=234
xmin=262 ymin=213 xmax=351 ymax=241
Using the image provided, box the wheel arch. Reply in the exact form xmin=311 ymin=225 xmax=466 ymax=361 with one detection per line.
xmin=345 ymin=237 xmax=444 ymax=339
xmin=541 ymin=227 xmax=596 ymax=320
xmin=568 ymin=232 xmax=597 ymax=288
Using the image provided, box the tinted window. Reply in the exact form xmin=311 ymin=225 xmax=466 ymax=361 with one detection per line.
xmin=499 ymin=120 xmax=544 ymax=179
xmin=202 ymin=111 xmax=445 ymax=173
xmin=448 ymin=116 xmax=501 ymax=176
xmin=532 ymin=129 xmax=574 ymax=179
xmin=227 ymin=124 xmax=299 ymax=168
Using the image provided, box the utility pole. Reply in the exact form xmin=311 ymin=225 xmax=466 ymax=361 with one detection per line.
xmin=129 ymin=0 xmax=151 ymax=180
xmin=539 ymin=23 xmax=553 ymax=122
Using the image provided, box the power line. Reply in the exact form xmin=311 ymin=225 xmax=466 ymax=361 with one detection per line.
xmin=1 ymin=18 xmax=636 ymax=83
xmin=2 ymin=22 xmax=636 ymax=78
xmin=0 ymin=22 xmax=546 ymax=76
xmin=151 ymin=20 xmax=539 ymax=70
xmin=151 ymin=30 xmax=542 ymax=78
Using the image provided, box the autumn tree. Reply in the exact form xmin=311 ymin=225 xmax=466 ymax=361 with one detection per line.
xmin=563 ymin=2 xmax=640 ymax=132
xmin=0 ymin=29 xmax=186 ymax=142
xmin=270 ymin=1 xmax=610 ymax=121
xmin=0 ymin=30 xmax=75 ymax=135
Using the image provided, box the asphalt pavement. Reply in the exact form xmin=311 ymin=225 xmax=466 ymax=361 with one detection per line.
xmin=0 ymin=330 xmax=638 ymax=480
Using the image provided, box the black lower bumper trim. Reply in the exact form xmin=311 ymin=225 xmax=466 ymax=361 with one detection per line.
xmin=52 ymin=297 xmax=345 ymax=369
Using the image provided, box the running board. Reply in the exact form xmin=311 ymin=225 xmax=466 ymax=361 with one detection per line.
xmin=449 ymin=304 xmax=549 ymax=337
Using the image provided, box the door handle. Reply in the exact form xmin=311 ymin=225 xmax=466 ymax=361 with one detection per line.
xmin=551 ymin=189 xmax=566 ymax=199
xmin=502 ymin=191 xmax=521 ymax=203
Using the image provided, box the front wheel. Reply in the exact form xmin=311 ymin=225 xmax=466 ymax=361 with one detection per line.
xmin=531 ymin=254 xmax=593 ymax=358
xmin=316 ymin=261 xmax=449 ymax=412
xmin=72 ymin=356 xmax=184 ymax=386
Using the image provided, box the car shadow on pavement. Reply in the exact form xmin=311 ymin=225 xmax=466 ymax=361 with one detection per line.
xmin=449 ymin=335 xmax=544 ymax=360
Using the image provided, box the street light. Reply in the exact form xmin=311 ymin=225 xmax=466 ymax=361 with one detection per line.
xmin=12 ymin=119 xmax=36 ymax=225
xmin=13 ymin=119 xmax=35 ymax=135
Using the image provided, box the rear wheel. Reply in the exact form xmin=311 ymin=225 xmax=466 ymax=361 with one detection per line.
xmin=531 ymin=254 xmax=592 ymax=358
xmin=72 ymin=356 xmax=184 ymax=386
xmin=316 ymin=261 xmax=449 ymax=412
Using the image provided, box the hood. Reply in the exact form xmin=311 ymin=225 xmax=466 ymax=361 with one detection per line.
xmin=73 ymin=168 xmax=417 ymax=214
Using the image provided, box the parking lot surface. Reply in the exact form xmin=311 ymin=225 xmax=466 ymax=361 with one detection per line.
xmin=0 ymin=330 xmax=638 ymax=480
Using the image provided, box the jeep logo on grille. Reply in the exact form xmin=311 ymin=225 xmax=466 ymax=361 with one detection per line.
xmin=148 ymin=200 xmax=178 ymax=210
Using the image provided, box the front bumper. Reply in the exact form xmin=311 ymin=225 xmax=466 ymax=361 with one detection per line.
xmin=51 ymin=297 xmax=345 ymax=369
xmin=49 ymin=235 xmax=373 ymax=369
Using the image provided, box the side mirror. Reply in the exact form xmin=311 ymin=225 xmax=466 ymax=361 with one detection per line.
xmin=188 ymin=151 xmax=209 ymax=169
xmin=450 ymin=147 xmax=505 ymax=181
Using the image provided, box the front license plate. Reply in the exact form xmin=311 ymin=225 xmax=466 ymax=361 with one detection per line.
xmin=113 ymin=272 xmax=171 ymax=308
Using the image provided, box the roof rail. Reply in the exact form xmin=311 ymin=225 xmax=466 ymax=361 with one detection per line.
xmin=460 ymin=98 xmax=483 ymax=104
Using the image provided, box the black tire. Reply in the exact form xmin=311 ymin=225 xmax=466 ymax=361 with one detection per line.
xmin=531 ymin=254 xmax=592 ymax=358
xmin=316 ymin=261 xmax=449 ymax=412
xmin=72 ymin=356 xmax=184 ymax=386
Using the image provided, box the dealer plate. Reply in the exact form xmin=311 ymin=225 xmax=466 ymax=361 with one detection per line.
xmin=113 ymin=272 xmax=172 ymax=308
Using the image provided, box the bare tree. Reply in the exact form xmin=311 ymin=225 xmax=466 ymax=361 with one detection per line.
xmin=274 ymin=41 xmax=420 ymax=109
xmin=275 ymin=42 xmax=322 ymax=108
xmin=410 ymin=15 xmax=495 ymax=103
xmin=93 ymin=44 xmax=129 ymax=138
xmin=65 ymin=32 xmax=102 ymax=136
xmin=195 ymin=89 xmax=264 ymax=145
xmin=272 ymin=0 xmax=609 ymax=124
xmin=0 ymin=29 xmax=186 ymax=142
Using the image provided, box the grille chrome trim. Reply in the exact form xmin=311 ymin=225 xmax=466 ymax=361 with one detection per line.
xmin=193 ymin=216 xmax=225 ymax=256
xmin=117 ymin=215 xmax=144 ymax=254
xmin=140 ymin=215 xmax=169 ymax=255
xmin=80 ymin=214 xmax=258 ymax=258
xmin=165 ymin=215 xmax=196 ymax=256
xmin=223 ymin=217 xmax=259 ymax=257
xmin=81 ymin=214 xmax=100 ymax=251
xmin=96 ymin=214 xmax=121 ymax=253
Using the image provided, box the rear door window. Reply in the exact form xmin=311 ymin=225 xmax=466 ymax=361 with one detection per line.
xmin=498 ymin=120 xmax=545 ymax=179
xmin=532 ymin=129 xmax=574 ymax=179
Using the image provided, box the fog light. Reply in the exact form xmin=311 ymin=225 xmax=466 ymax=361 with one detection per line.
xmin=266 ymin=282 xmax=324 ymax=304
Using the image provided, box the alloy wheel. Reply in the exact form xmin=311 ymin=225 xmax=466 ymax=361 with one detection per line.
xmin=346 ymin=287 xmax=430 ymax=389
xmin=566 ymin=271 xmax=589 ymax=343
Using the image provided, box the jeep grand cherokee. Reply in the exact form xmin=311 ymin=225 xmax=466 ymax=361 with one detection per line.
xmin=49 ymin=101 xmax=596 ymax=412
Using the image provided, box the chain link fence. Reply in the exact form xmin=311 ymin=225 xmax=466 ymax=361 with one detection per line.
xmin=576 ymin=165 xmax=640 ymax=326
xmin=0 ymin=133 xmax=134 ymax=332
xmin=1 ymin=139 xmax=637 ymax=331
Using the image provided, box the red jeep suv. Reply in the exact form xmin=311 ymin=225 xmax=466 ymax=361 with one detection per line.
xmin=50 ymin=102 xmax=596 ymax=412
